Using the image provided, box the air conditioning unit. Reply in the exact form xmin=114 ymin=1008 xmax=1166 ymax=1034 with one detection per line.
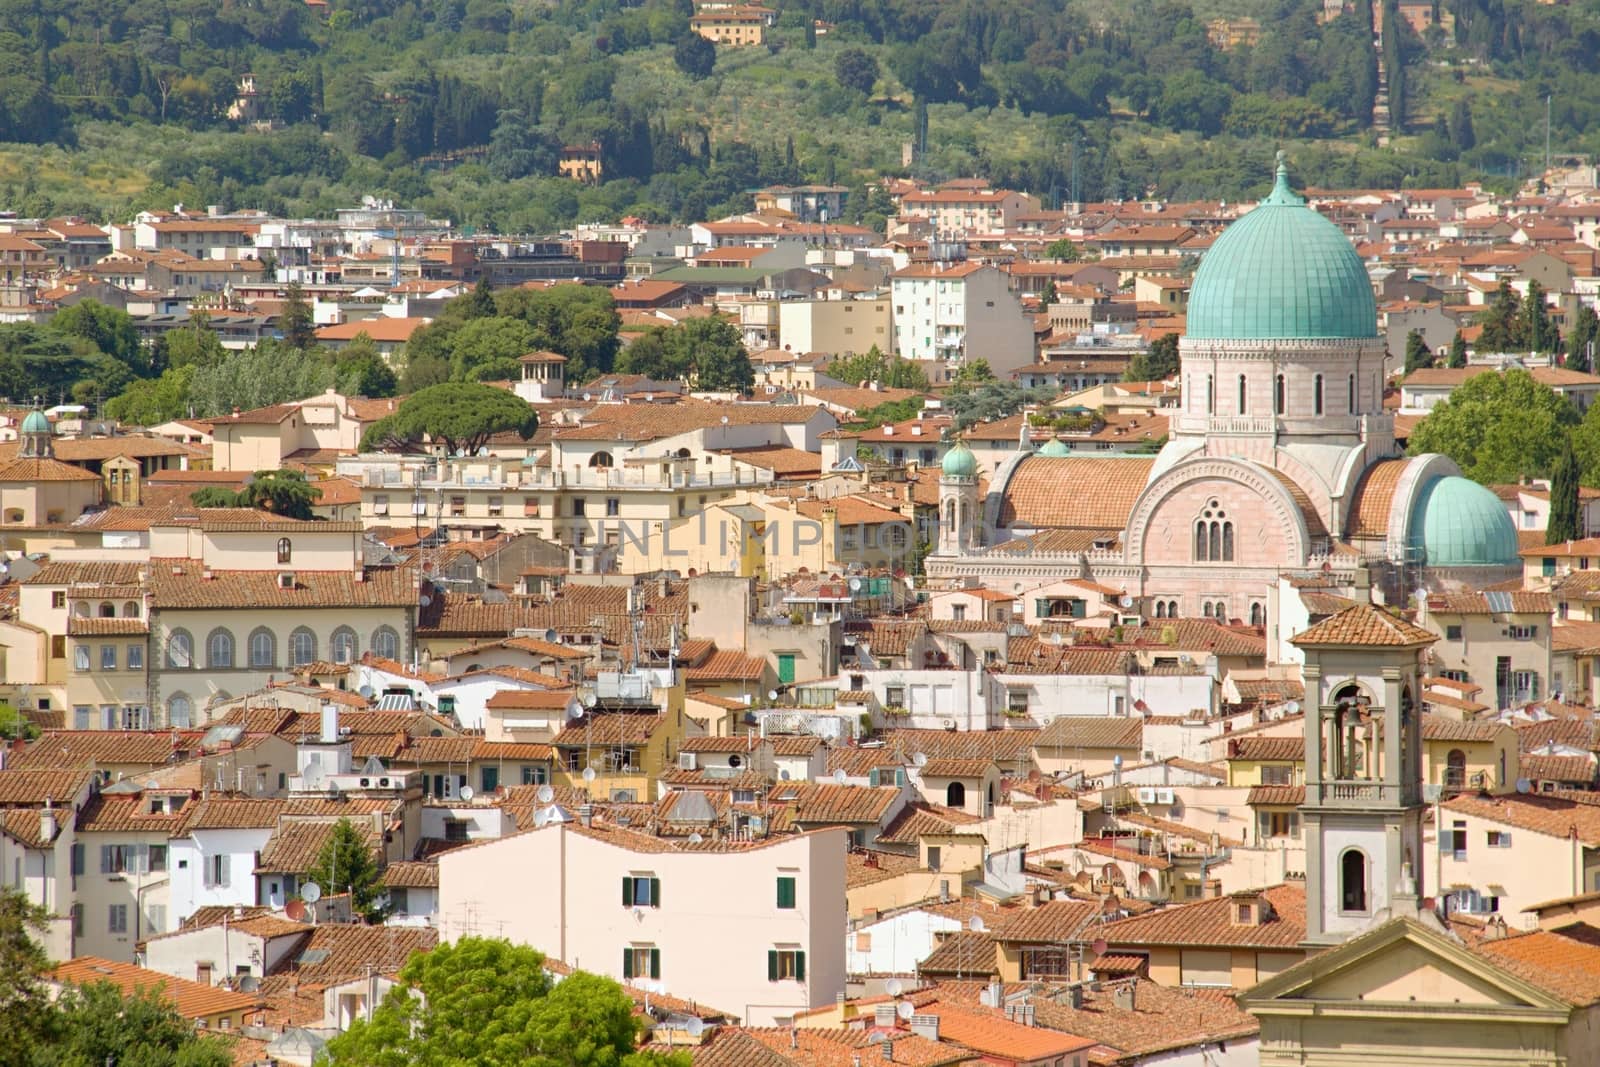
xmin=678 ymin=752 xmax=697 ymax=771
xmin=1155 ymin=788 xmax=1175 ymax=805
xmin=359 ymin=777 xmax=371 ymax=787
xmin=1137 ymin=787 xmax=1157 ymax=804
xmin=378 ymin=777 xmax=391 ymax=788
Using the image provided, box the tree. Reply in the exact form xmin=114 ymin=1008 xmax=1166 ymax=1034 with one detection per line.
xmin=336 ymin=333 xmax=399 ymax=397
xmin=324 ymin=937 xmax=689 ymax=1067
xmin=1407 ymin=368 xmax=1579 ymax=484
xmin=494 ymin=285 xmax=621 ymax=380
xmin=162 ymin=316 xmax=227 ymax=369
xmin=1044 ymin=239 xmax=1079 ymax=262
xmin=240 ymin=469 xmax=322 ymax=520
xmin=617 ymin=317 xmax=752 ymax=391
xmin=951 ymin=360 xmax=995 ymax=387
xmin=673 ymin=34 xmax=716 ymax=79
xmin=360 ymin=382 xmax=539 ymax=455
xmin=1403 ymin=329 xmax=1433 ymax=375
xmin=0 ymin=887 xmax=55 ymax=1062
xmin=825 ymin=346 xmax=929 ymax=390
xmin=834 ymin=49 xmax=878 ymax=95
xmin=1568 ymin=304 xmax=1599 ymax=373
xmin=1522 ymin=279 xmax=1555 ymax=354
xmin=462 ymin=278 xmax=499 ymax=320
xmin=1447 ymin=330 xmax=1469 ymax=369
xmin=105 ymin=364 xmax=196 ymax=426
xmin=1449 ymin=98 xmax=1476 ymax=152
xmin=448 ymin=316 xmax=541 ymax=382
xmin=188 ymin=343 xmax=335 ymax=417
xmin=1477 ymin=281 xmax=1525 ymax=353
xmin=281 ymin=282 xmax=318 ymax=351
xmin=1039 ymin=280 xmax=1058 ymax=307
xmin=39 ymin=981 xmax=232 ymax=1067
xmin=1128 ymin=333 xmax=1180 ymax=381
xmin=1548 ymin=441 xmax=1581 ymax=544
xmin=52 ymin=299 xmax=147 ymax=374
xmin=306 ymin=817 xmax=383 ymax=921
xmin=0 ymin=704 xmax=38 ymax=741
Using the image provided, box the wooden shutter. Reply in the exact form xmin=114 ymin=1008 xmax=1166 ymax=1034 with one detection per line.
xmin=650 ymin=948 xmax=661 ymax=979
xmin=777 ymin=877 xmax=795 ymax=909
xmin=100 ymin=845 xmax=113 ymax=874
xmin=767 ymin=950 xmax=778 ymax=982
xmin=650 ymin=878 xmax=660 ymax=908
xmin=623 ymin=877 xmax=633 ymax=907
xmin=623 ymin=948 xmax=634 ymax=979
xmin=795 ymin=951 xmax=805 ymax=981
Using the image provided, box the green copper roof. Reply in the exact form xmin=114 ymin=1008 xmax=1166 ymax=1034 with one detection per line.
xmin=1187 ymin=157 xmax=1377 ymax=341
xmin=19 ymin=410 xmax=49 ymax=435
xmin=1409 ymin=476 xmax=1519 ymax=567
xmin=941 ymin=441 xmax=978 ymax=478
xmin=1038 ymin=439 xmax=1070 ymax=457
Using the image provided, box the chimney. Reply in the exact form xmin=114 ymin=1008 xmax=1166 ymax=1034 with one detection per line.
xmin=1068 ymin=984 xmax=1083 ymax=1010
xmin=939 ymin=879 xmax=951 ymax=903
xmin=38 ymin=799 xmax=56 ymax=845
xmin=579 ymin=804 xmax=594 ymax=829
xmin=880 ymin=1038 xmax=894 ymax=1062
xmin=658 ymin=576 xmax=669 ymax=600
xmin=1111 ymin=981 xmax=1136 ymax=1011
xmin=873 ymin=1003 xmax=897 ymax=1028
xmin=986 ymin=978 xmax=1003 ymax=1008
xmin=909 ymin=1014 xmax=939 ymax=1042
xmin=1020 ymin=1004 xmax=1035 ymax=1027
xmin=320 ymin=702 xmax=338 ymax=744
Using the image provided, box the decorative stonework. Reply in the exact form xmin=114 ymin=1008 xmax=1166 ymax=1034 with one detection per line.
xmin=1123 ymin=457 xmax=1312 ymax=566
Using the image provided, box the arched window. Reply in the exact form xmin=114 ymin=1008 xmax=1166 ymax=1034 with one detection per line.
xmin=589 ymin=451 xmax=614 ymax=468
xmin=167 ymin=693 xmax=192 ymax=729
xmin=1166 ymin=600 xmax=1177 ymax=617
xmin=1348 ymin=373 xmax=1356 ymax=414
xmin=331 ymin=627 xmax=358 ymax=665
xmin=1195 ymin=500 xmax=1230 ymax=562
xmin=1209 ymin=522 xmax=1222 ymax=560
xmin=944 ymin=498 xmax=956 ymax=531
xmin=167 ymin=629 xmax=193 ymax=669
xmin=122 ymin=601 xmax=140 ymax=618
xmin=1445 ymin=748 xmax=1467 ymax=789
xmin=1237 ymin=375 xmax=1248 ymax=414
xmin=1206 ymin=375 xmax=1214 ymax=414
xmin=946 ymin=781 xmax=966 ymax=808
xmin=99 ymin=602 xmax=115 ymax=618
xmin=207 ymin=629 xmax=234 ymax=669
xmin=1314 ymin=374 xmax=1324 ymax=415
xmin=1154 ymin=601 xmax=1166 ymax=619
xmin=1274 ymin=374 xmax=1286 ymax=415
xmin=1194 ymin=521 xmax=1209 ymax=561
xmin=1201 ymin=602 xmax=1213 ymax=618
xmin=1250 ymin=602 xmax=1265 ymax=626
xmin=74 ymin=602 xmax=91 ymax=618
xmin=289 ymin=627 xmax=317 ymax=667
xmin=277 ymin=538 xmax=292 ymax=564
xmin=1340 ymin=849 xmax=1368 ymax=912
xmin=248 ymin=628 xmax=276 ymax=669
xmin=1222 ymin=522 xmax=1234 ymax=561
xmin=371 ymin=626 xmax=400 ymax=661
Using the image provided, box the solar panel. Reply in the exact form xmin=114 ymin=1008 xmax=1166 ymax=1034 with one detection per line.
xmin=1484 ymin=590 xmax=1514 ymax=614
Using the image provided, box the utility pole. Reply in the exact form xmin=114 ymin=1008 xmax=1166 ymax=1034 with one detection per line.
xmin=1546 ymin=94 xmax=1553 ymax=186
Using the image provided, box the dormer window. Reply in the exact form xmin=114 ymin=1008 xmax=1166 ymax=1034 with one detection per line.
xmin=1237 ymin=903 xmax=1252 ymax=924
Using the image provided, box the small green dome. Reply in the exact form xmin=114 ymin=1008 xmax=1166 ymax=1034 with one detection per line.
xmin=1187 ymin=158 xmax=1377 ymax=341
xmin=1039 ymin=438 xmax=1070 ymax=457
xmin=19 ymin=410 xmax=50 ymax=435
xmin=941 ymin=441 xmax=977 ymax=478
xmin=1409 ymin=476 xmax=1519 ymax=567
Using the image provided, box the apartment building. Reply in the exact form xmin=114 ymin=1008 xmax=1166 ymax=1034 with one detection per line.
xmin=209 ymin=391 xmax=400 ymax=472
xmin=896 ymin=189 xmax=1040 ymax=235
xmin=776 ymin=297 xmax=892 ymax=357
xmin=889 ymin=263 xmax=1035 ymax=380
xmin=1418 ymin=591 xmax=1556 ymax=708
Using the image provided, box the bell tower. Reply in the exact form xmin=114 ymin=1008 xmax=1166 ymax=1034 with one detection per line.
xmin=17 ymin=404 xmax=53 ymax=460
xmin=1290 ymin=604 xmax=1434 ymax=946
xmin=935 ymin=440 xmax=979 ymax=557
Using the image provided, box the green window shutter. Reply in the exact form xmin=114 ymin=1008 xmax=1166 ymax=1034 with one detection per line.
xmin=624 ymin=878 xmax=632 ymax=907
xmin=768 ymin=950 xmax=779 ymax=982
xmin=650 ymin=877 xmax=661 ymax=908
xmin=795 ymin=951 xmax=806 ymax=981
xmin=623 ymin=948 xmax=634 ymax=979
xmin=650 ymin=948 xmax=661 ymax=979
xmin=777 ymin=876 xmax=795 ymax=909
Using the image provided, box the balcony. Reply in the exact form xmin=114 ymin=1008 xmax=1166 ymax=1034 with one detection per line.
xmin=1307 ymin=779 xmax=1419 ymax=808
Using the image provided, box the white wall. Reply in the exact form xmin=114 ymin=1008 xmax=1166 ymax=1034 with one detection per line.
xmin=169 ymin=828 xmax=272 ymax=924
xmin=846 ymin=909 xmax=962 ymax=976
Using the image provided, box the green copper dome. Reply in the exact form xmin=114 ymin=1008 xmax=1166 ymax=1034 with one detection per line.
xmin=1187 ymin=158 xmax=1377 ymax=341
xmin=1038 ymin=438 xmax=1070 ymax=457
xmin=1409 ymin=476 xmax=1519 ymax=567
xmin=941 ymin=440 xmax=977 ymax=478
xmin=19 ymin=410 xmax=49 ymax=435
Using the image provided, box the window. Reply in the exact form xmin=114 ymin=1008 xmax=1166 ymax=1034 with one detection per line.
xmin=52 ymin=591 xmax=65 ymax=609
xmin=623 ymin=946 xmax=661 ymax=981
xmin=123 ymin=601 xmax=140 ymax=618
xmin=167 ymin=629 xmax=193 ymax=669
xmin=487 ymin=496 xmax=502 ymax=516
xmin=1445 ymin=625 xmax=1462 ymax=641
xmin=1442 ymin=820 xmax=1467 ymax=860
xmin=946 ymin=781 xmax=966 ymax=808
xmin=1237 ymin=375 xmax=1247 ymax=414
xmin=1274 ymin=373 xmax=1285 ymax=415
xmin=606 ymin=498 xmax=620 ymax=517
xmin=1509 ymin=624 xmax=1538 ymax=640
xmin=204 ymin=854 xmax=231 ymax=888
xmin=148 ymin=845 xmax=167 ymax=872
xmin=289 ymin=628 xmax=316 ymax=667
xmin=101 ymin=845 xmax=135 ymax=874
xmin=249 ymin=629 xmax=275 ymax=668
xmin=1205 ymin=374 xmax=1214 ymax=413
xmin=1007 ymin=689 xmax=1029 ymax=714
xmin=952 ymin=604 xmax=967 ymax=621
xmin=71 ymin=904 xmax=82 ymax=937
xmin=330 ymin=627 xmax=357 ymax=665
xmin=371 ymin=626 xmax=399 ymax=661
xmin=108 ymin=905 xmax=128 ymax=934
xmin=1487 ymin=831 xmax=1513 ymax=848
xmin=1022 ymin=946 xmax=1075 ymax=978
xmin=1260 ymin=764 xmax=1293 ymax=786
xmin=624 ymin=875 xmax=660 ymax=908
xmin=1314 ymin=374 xmax=1324 ymax=415
xmin=99 ymin=644 xmax=117 ymax=671
xmin=127 ymin=645 xmax=143 ymax=671
xmin=1258 ymin=811 xmax=1299 ymax=839
xmin=444 ymin=820 xmax=469 ymax=841
xmin=1339 ymin=850 xmax=1367 ymax=912
xmin=277 ymin=538 xmax=292 ymax=564
xmin=450 ymin=496 xmax=465 ymax=517
xmin=885 ymin=686 xmax=905 ymax=707
xmin=374 ymin=494 xmax=390 ymax=515
xmin=927 ymin=846 xmax=942 ymax=872
xmin=777 ymin=876 xmax=797 ymax=909
xmin=73 ymin=645 xmax=90 ymax=671
xmin=1348 ymin=373 xmax=1356 ymax=414
xmin=768 ymin=948 xmax=806 ymax=981
xmin=207 ymin=629 xmax=234 ymax=669
xmin=572 ymin=498 xmax=587 ymax=517
xmin=1193 ymin=501 xmax=1233 ymax=562
xmin=521 ymin=765 xmax=548 ymax=785
xmin=167 ymin=694 xmax=192 ymax=729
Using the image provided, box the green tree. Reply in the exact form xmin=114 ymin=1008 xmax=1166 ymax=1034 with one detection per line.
xmin=0 ymin=887 xmax=57 ymax=1061
xmin=1447 ymin=330 xmax=1469 ymax=369
xmin=0 ymin=704 xmax=38 ymax=741
xmin=39 ymin=981 xmax=231 ymax=1067
xmin=1568 ymin=304 xmax=1600 ymax=373
xmin=1128 ymin=333 xmax=1180 ymax=381
xmin=281 ymin=282 xmax=318 ymax=351
xmin=617 ymin=317 xmax=752 ymax=391
xmin=324 ymin=938 xmax=688 ymax=1067
xmin=305 ymin=817 xmax=383 ymax=920
xmin=105 ymin=365 xmax=197 ymax=426
xmin=1403 ymin=329 xmax=1433 ymax=375
xmin=361 ymin=382 xmax=539 ymax=455
xmin=1522 ymin=279 xmax=1555 ymax=354
xmin=951 ymin=360 xmax=995 ymax=387
xmin=850 ymin=396 xmax=925 ymax=430
xmin=494 ymin=285 xmax=620 ymax=381
xmin=825 ymin=346 xmax=928 ymax=390
xmin=239 ymin=469 xmax=322 ymax=520
xmin=1039 ymin=280 xmax=1058 ymax=307
xmin=673 ymin=34 xmax=716 ymax=79
xmin=1044 ymin=239 xmax=1079 ymax=262
xmin=448 ymin=316 xmax=541 ymax=382
xmin=162 ymin=316 xmax=227 ymax=369
xmin=52 ymin=299 xmax=147 ymax=374
xmin=462 ymin=278 xmax=499 ymax=320
xmin=188 ymin=343 xmax=335 ymax=417
xmin=1477 ymin=281 xmax=1525 ymax=353
xmin=834 ymin=48 xmax=879 ymax=95
xmin=1548 ymin=440 xmax=1581 ymax=544
xmin=1407 ymin=368 xmax=1578 ymax=484
xmin=335 ymin=334 xmax=399 ymax=397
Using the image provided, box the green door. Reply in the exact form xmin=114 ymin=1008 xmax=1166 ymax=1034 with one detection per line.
xmin=777 ymin=653 xmax=796 ymax=685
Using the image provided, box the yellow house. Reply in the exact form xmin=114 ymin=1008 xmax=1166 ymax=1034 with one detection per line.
xmin=550 ymin=699 xmax=696 ymax=803
xmin=0 ymin=410 xmax=103 ymax=526
xmin=1097 ymin=882 xmax=1308 ymax=989
xmin=1417 ymin=715 xmax=1517 ymax=793
xmin=1224 ymin=735 xmax=1305 ymax=788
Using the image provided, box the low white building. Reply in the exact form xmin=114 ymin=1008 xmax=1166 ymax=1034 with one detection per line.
xmin=168 ymin=797 xmax=282 ymax=926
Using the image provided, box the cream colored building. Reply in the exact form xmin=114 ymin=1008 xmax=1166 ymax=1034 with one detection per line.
xmin=1435 ymin=791 xmax=1600 ymax=921
xmin=210 ymin=390 xmax=399 ymax=472
xmin=437 ymin=817 xmax=846 ymax=1024
xmin=71 ymin=792 xmax=187 ymax=960
xmin=777 ymin=298 xmax=892 ymax=358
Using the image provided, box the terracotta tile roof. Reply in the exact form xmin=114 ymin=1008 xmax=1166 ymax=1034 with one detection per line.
xmin=652 ymin=1028 xmax=795 ymax=1067
xmin=1003 ymin=641 xmax=1133 ymax=677
xmin=7 ymin=731 xmax=181 ymax=770
xmin=74 ymin=794 xmax=189 ymax=834
xmin=745 ymin=1027 xmax=968 ymax=1067
xmin=262 ymin=923 xmax=436 ymax=991
xmin=771 ymin=782 xmax=901 ymax=827
xmin=859 ymin=620 xmax=927 ymax=658
xmin=24 ymin=561 xmax=146 ymax=586
xmin=845 ymin=847 xmax=921 ymax=887
xmin=770 ymin=736 xmax=823 ymax=756
xmin=551 ymin=712 xmax=665 ymax=747
xmin=996 ymin=457 xmax=1155 ymax=530
xmin=257 ymin=819 xmax=382 ymax=875
xmin=1033 ymin=717 xmax=1142 ymax=751
xmin=681 ymin=735 xmax=768 ymax=754
xmin=1516 ymin=717 xmax=1598 ymax=753
xmin=992 ymin=900 xmax=1101 ymax=943
xmin=0 ymin=768 xmax=94 ymax=806
xmin=877 ymin=802 xmax=985 ymax=845
xmin=1227 ymin=736 xmax=1303 ymax=762
xmin=472 ymin=740 xmax=556 ymax=762
xmin=1099 ymin=882 xmax=1305 ymax=949
xmin=1071 ymin=837 xmax=1173 ymax=870
xmin=1442 ymin=791 xmax=1600 ymax=843
xmin=147 ymin=563 xmax=417 ymax=609
xmin=1289 ymin=604 xmax=1436 ymax=648
xmin=918 ymin=758 xmax=996 ymax=779
xmin=0 ymin=455 xmax=101 ymax=482
xmin=879 ymin=729 xmax=1039 ymax=765
xmin=552 ymin=401 xmax=828 ymax=443
xmin=928 ymin=1004 xmax=1097 ymax=1060
xmin=1420 ymin=714 xmax=1505 ymax=742
xmin=51 ymin=957 xmax=258 ymax=1020
xmin=685 ymin=648 xmax=767 ymax=682
xmin=1009 ymin=979 xmax=1260 ymax=1060
xmin=382 ymin=860 xmax=439 ymax=888
xmin=66 ymin=616 xmax=149 ymax=635
xmin=918 ymin=930 xmax=999 ymax=976
xmin=1428 ymin=591 xmax=1552 ymax=614
xmin=0 ymin=808 xmax=57 ymax=847
xmin=1344 ymin=458 xmax=1410 ymax=538
xmin=394 ymin=737 xmax=478 ymax=765
xmin=179 ymin=797 xmax=287 ymax=833
xmin=827 ymin=747 xmax=902 ymax=776
xmin=1524 ymin=754 xmax=1596 ymax=784
xmin=1475 ymin=925 xmax=1600 ymax=1007
xmin=1246 ymin=785 xmax=1305 ymax=805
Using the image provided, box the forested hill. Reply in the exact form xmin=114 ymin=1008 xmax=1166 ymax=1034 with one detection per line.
xmin=3 ymin=0 xmax=1600 ymax=227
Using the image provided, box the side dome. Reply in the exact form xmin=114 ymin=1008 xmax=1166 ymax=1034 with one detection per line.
xmin=1186 ymin=157 xmax=1377 ymax=341
xmin=1038 ymin=438 xmax=1070 ymax=458
xmin=1409 ymin=476 xmax=1519 ymax=567
xmin=19 ymin=410 xmax=50 ymax=435
xmin=941 ymin=441 xmax=978 ymax=478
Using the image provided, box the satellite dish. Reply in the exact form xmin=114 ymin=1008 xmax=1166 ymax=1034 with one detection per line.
xmin=358 ymin=685 xmax=376 ymax=699
xmin=533 ymin=808 xmax=551 ymax=828
xmin=1118 ymin=594 xmax=1133 ymax=608
xmin=685 ymin=1018 xmax=706 ymax=1037
xmin=537 ymin=784 xmax=555 ymax=804
xmin=688 ymin=832 xmax=704 ymax=844
xmin=849 ymin=577 xmax=862 ymax=591
xmin=238 ymin=975 xmax=261 ymax=993
xmin=544 ymin=628 xmax=560 ymax=644
xmin=1516 ymin=778 xmax=1533 ymax=794
xmin=896 ymin=1001 xmax=915 ymax=1021
xmin=833 ymin=769 xmax=848 ymax=785
xmin=968 ymin=915 xmax=986 ymax=933
xmin=1091 ymin=938 xmax=1108 ymax=956
xmin=303 ymin=763 xmax=327 ymax=788
xmin=768 ymin=689 xmax=779 ymax=701
xmin=1283 ymin=700 xmax=1301 ymax=716
xmin=459 ymin=785 xmax=475 ymax=801
xmin=301 ymin=882 xmax=323 ymax=903
xmin=419 ymin=595 xmax=432 ymax=608
xmin=583 ymin=694 xmax=598 ymax=709
xmin=583 ymin=767 xmax=597 ymax=782
xmin=886 ymin=978 xmax=904 ymax=997
xmin=285 ymin=899 xmax=308 ymax=922
xmin=912 ymin=752 xmax=928 ymax=768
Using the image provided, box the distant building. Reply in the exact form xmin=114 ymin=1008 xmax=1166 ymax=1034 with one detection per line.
xmin=559 ymin=143 xmax=603 ymax=184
